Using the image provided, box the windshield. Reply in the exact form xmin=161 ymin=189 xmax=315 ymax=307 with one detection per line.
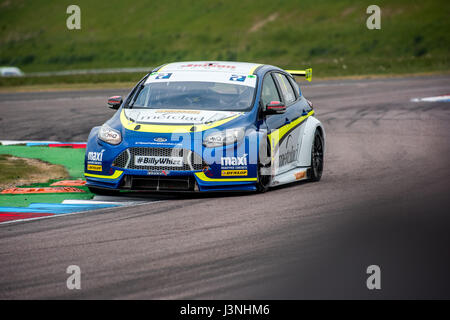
xmin=128 ymin=81 xmax=255 ymax=112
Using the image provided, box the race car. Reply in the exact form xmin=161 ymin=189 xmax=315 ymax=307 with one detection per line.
xmin=84 ymin=61 xmax=325 ymax=193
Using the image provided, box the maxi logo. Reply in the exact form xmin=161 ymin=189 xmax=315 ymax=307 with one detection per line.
xmin=87 ymin=150 xmax=105 ymax=162
xmin=221 ymin=154 xmax=248 ymax=166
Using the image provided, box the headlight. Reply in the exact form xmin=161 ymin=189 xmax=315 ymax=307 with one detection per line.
xmin=203 ymin=128 xmax=245 ymax=147
xmin=98 ymin=125 xmax=122 ymax=145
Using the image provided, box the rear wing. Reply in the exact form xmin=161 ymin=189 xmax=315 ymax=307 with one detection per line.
xmin=285 ymin=68 xmax=312 ymax=82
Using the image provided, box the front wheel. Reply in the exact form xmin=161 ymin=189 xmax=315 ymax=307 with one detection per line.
xmin=256 ymin=139 xmax=272 ymax=193
xmin=256 ymin=165 xmax=271 ymax=193
xmin=309 ymin=130 xmax=324 ymax=182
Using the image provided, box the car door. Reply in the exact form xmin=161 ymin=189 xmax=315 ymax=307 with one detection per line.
xmin=264 ymin=72 xmax=303 ymax=174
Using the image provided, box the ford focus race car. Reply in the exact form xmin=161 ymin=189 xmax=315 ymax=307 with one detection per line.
xmin=84 ymin=61 xmax=325 ymax=194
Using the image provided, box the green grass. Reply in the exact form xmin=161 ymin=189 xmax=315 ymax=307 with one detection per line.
xmin=0 ymin=0 xmax=449 ymax=84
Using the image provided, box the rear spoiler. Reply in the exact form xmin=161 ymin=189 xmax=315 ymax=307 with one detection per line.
xmin=285 ymin=68 xmax=312 ymax=82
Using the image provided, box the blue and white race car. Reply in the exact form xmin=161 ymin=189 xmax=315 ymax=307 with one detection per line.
xmin=84 ymin=61 xmax=325 ymax=193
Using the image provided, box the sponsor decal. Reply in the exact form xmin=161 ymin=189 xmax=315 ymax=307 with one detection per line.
xmin=221 ymin=153 xmax=248 ymax=166
xmin=125 ymin=109 xmax=241 ymax=125
xmin=155 ymin=109 xmax=201 ymax=114
xmin=155 ymin=73 xmax=172 ymax=79
xmin=87 ymin=164 xmax=102 ymax=172
xmin=154 ymin=137 xmax=168 ymax=142
xmin=229 ymin=75 xmax=246 ymax=82
xmin=148 ymin=112 xmax=207 ymax=122
xmin=87 ymin=150 xmax=105 ymax=162
xmin=202 ymin=166 xmax=213 ymax=177
xmin=135 ymin=156 xmax=183 ymax=167
xmin=135 ymin=141 xmax=178 ymax=146
xmin=221 ymin=170 xmax=248 ymax=177
xmin=180 ymin=62 xmax=236 ymax=70
xmin=279 ymin=135 xmax=298 ymax=167
xmin=147 ymin=170 xmax=169 ymax=176
xmin=294 ymin=171 xmax=306 ymax=180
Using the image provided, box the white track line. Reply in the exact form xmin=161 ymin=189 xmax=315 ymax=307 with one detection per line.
xmin=62 ymin=199 xmax=145 ymax=206
xmin=411 ymin=94 xmax=450 ymax=102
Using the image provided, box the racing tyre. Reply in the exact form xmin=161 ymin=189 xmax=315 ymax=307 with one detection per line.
xmin=88 ymin=186 xmax=120 ymax=196
xmin=256 ymin=139 xmax=272 ymax=193
xmin=309 ymin=129 xmax=324 ymax=182
xmin=256 ymin=166 xmax=271 ymax=193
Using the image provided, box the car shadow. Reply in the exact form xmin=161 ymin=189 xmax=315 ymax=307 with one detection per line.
xmin=115 ymin=178 xmax=311 ymax=201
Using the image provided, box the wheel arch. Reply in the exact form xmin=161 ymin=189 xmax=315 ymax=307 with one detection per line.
xmin=297 ymin=116 xmax=325 ymax=167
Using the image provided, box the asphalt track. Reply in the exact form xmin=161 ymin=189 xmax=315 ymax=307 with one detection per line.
xmin=0 ymin=75 xmax=449 ymax=299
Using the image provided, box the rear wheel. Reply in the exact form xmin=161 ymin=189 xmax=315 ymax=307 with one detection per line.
xmin=309 ymin=130 xmax=324 ymax=182
xmin=88 ymin=186 xmax=120 ymax=196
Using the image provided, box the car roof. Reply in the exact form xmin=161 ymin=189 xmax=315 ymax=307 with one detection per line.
xmin=157 ymin=61 xmax=264 ymax=75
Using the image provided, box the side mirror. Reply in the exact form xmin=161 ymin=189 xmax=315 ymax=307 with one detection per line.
xmin=107 ymin=96 xmax=123 ymax=110
xmin=264 ymin=101 xmax=286 ymax=115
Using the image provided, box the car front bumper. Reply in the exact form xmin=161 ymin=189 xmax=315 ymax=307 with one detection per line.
xmin=84 ymin=138 xmax=259 ymax=192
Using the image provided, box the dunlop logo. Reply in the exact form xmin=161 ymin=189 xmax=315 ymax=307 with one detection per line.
xmin=221 ymin=170 xmax=248 ymax=177
xmin=87 ymin=164 xmax=102 ymax=171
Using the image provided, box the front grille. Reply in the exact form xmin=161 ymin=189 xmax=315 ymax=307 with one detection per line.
xmin=122 ymin=175 xmax=196 ymax=191
xmin=112 ymin=147 xmax=206 ymax=171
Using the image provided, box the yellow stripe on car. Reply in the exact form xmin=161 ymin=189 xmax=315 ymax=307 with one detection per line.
xmin=250 ymin=64 xmax=262 ymax=74
xmin=157 ymin=63 xmax=170 ymax=72
xmin=195 ymin=172 xmax=257 ymax=182
xmin=120 ymin=109 xmax=242 ymax=133
xmin=268 ymin=110 xmax=315 ymax=155
xmin=85 ymin=170 xmax=124 ymax=180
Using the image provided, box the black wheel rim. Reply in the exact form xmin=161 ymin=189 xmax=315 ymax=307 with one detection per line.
xmin=312 ymin=134 xmax=323 ymax=176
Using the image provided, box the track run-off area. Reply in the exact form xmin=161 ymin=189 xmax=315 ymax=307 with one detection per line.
xmin=0 ymin=141 xmax=160 ymax=224
xmin=0 ymin=75 xmax=449 ymax=299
